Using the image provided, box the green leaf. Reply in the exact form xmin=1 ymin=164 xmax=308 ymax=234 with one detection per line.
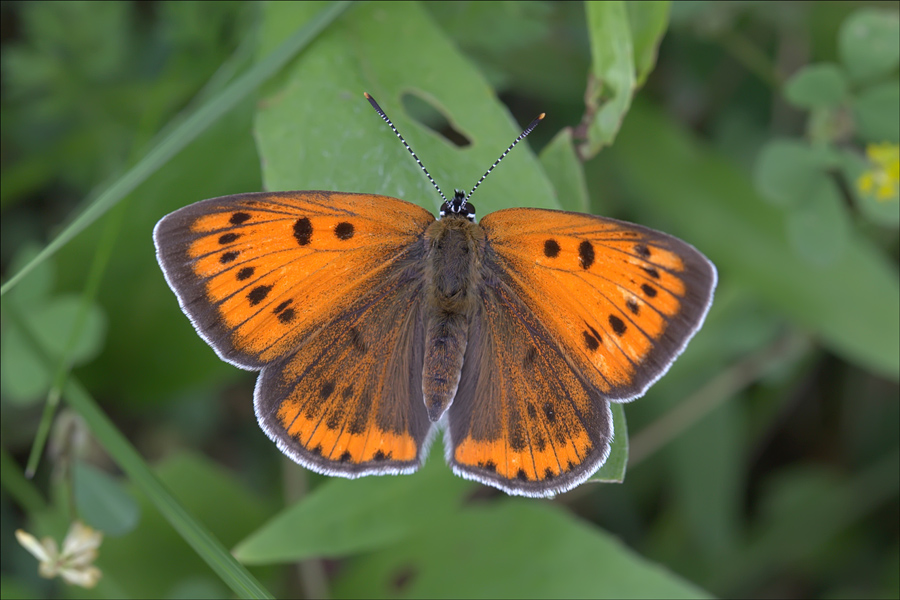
xmin=753 ymin=139 xmax=829 ymax=208
xmin=255 ymin=2 xmax=557 ymax=215
xmin=234 ymin=451 xmax=472 ymax=564
xmin=784 ymin=63 xmax=848 ymax=109
xmin=838 ymin=8 xmax=900 ymax=83
xmin=611 ymin=101 xmax=900 ymax=380
xmin=588 ymin=403 xmax=629 ymax=483
xmin=73 ymin=459 xmax=141 ymax=537
xmin=539 ymin=128 xmax=590 ymax=212
xmin=785 ymin=177 xmax=849 ymax=267
xmin=670 ymin=396 xmax=743 ymax=559
xmin=584 ymin=1 xmax=636 ymax=156
xmin=98 ymin=452 xmax=274 ymax=598
xmin=853 ymin=79 xmax=900 ymax=144
xmin=334 ymin=501 xmax=711 ymax=599
xmin=1 ymin=294 xmax=107 ymax=405
xmin=626 ymin=1 xmax=671 ymax=87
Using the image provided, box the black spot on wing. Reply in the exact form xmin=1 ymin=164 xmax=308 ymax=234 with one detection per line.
xmin=230 ymin=212 xmax=251 ymax=225
xmin=583 ymin=330 xmax=600 ymax=352
xmin=247 ymin=285 xmax=272 ymax=306
xmin=277 ymin=308 xmax=295 ymax=324
xmin=634 ymin=243 xmax=651 ymax=257
xmin=626 ymin=298 xmax=639 ymax=315
xmin=479 ymin=460 xmax=497 ymax=473
xmin=543 ymin=239 xmax=560 ymax=258
xmin=578 ymin=240 xmax=595 ymax=270
xmin=642 ymin=266 xmax=660 ymax=279
xmin=609 ymin=315 xmax=627 ymax=336
xmin=273 ymin=299 xmax=292 ymax=314
xmin=237 ymin=267 xmax=255 ymax=281
xmin=219 ymin=233 xmax=240 ymax=244
xmin=293 ymin=217 xmax=313 ymax=246
xmin=641 ymin=283 xmax=657 ymax=297
xmin=335 ymin=222 xmax=354 ymax=240
xmin=220 ymin=251 xmax=239 ymax=264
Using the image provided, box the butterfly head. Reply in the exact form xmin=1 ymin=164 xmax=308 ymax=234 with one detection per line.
xmin=439 ymin=189 xmax=476 ymax=222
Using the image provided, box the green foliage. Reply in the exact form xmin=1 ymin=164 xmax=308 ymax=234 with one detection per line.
xmin=2 ymin=2 xmax=898 ymax=599
xmin=751 ymin=5 xmax=899 ymax=273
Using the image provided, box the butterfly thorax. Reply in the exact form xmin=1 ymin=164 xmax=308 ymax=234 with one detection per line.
xmin=421 ymin=215 xmax=486 ymax=422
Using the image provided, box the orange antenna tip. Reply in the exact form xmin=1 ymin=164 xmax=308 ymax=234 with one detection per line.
xmin=538 ymin=113 xmax=546 ymax=120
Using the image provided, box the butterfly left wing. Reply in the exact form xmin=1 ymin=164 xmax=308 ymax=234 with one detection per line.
xmin=255 ymin=257 xmax=435 ymax=476
xmin=154 ymin=190 xmax=437 ymax=476
xmin=479 ymin=208 xmax=717 ymax=402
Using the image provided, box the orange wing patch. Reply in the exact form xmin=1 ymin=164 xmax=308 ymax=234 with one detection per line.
xmin=480 ymin=208 xmax=716 ymax=402
xmin=154 ymin=191 xmax=434 ymax=369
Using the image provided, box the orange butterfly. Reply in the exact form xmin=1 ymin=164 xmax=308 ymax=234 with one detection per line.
xmin=154 ymin=94 xmax=716 ymax=497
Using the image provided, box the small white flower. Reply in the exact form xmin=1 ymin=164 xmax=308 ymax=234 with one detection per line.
xmin=16 ymin=521 xmax=102 ymax=588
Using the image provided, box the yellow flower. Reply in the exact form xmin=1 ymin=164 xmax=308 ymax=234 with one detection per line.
xmin=857 ymin=142 xmax=900 ymax=202
xmin=16 ymin=521 xmax=102 ymax=588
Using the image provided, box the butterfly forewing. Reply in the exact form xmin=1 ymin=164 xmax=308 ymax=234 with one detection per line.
xmin=153 ymin=191 xmax=435 ymax=369
xmin=479 ymin=208 xmax=717 ymax=402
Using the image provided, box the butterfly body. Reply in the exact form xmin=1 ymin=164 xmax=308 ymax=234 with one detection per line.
xmin=422 ymin=213 xmax=485 ymax=421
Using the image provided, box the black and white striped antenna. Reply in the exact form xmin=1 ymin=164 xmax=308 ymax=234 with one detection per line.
xmin=463 ymin=112 xmax=544 ymax=207
xmin=364 ymin=92 xmax=543 ymax=212
xmin=364 ymin=93 xmax=448 ymax=204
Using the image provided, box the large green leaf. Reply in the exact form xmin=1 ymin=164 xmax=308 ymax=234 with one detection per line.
xmin=255 ymin=1 xmax=557 ymax=214
xmin=334 ymin=500 xmax=711 ymax=599
xmin=234 ymin=453 xmax=472 ymax=564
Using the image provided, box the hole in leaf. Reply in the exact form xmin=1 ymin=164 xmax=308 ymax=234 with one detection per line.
xmin=402 ymin=93 xmax=471 ymax=148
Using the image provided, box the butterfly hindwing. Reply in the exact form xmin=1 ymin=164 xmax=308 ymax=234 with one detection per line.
xmin=153 ymin=191 xmax=435 ymax=370
xmin=479 ymin=208 xmax=717 ymax=402
xmin=255 ymin=255 xmax=434 ymax=476
xmin=445 ymin=274 xmax=614 ymax=497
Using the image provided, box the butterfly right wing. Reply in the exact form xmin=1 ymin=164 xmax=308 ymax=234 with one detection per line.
xmin=445 ymin=273 xmax=614 ymax=497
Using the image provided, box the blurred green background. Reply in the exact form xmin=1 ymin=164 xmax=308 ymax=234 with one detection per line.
xmin=1 ymin=1 xmax=898 ymax=598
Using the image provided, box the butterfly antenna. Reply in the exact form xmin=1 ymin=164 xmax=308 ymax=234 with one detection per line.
xmin=364 ymin=92 xmax=448 ymax=204
xmin=464 ymin=112 xmax=545 ymax=206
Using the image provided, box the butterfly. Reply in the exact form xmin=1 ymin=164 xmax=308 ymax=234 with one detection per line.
xmin=153 ymin=93 xmax=717 ymax=497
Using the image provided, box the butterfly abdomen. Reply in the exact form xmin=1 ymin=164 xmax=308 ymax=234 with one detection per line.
xmin=421 ymin=217 xmax=486 ymax=422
